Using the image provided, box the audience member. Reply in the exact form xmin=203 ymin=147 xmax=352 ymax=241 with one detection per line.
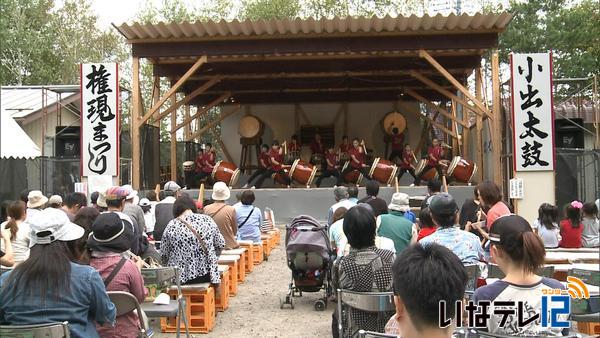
xmin=72 ymin=206 xmax=100 ymax=264
xmin=204 ymin=182 xmax=239 ymax=249
xmin=390 ymin=192 xmax=416 ymax=222
xmin=160 ymin=195 xmax=225 ymax=285
xmin=477 ymin=180 xmax=510 ymax=230
xmin=48 ymin=195 xmax=63 ymax=208
xmin=531 ymin=203 xmax=561 ymax=248
xmin=559 ymin=201 xmax=583 ymax=248
xmin=19 ymin=189 xmax=29 ymax=204
xmin=61 ymin=192 xmax=87 ymax=221
xmin=139 ymin=198 xmax=155 ymax=237
xmin=122 ymin=187 xmax=146 ymax=236
xmin=146 ymin=191 xmax=158 ymax=203
xmin=473 ymin=215 xmax=568 ymax=336
xmin=25 ymin=190 xmax=47 ymax=221
xmin=416 ymin=207 xmax=436 ymax=242
xmin=581 ymin=202 xmax=599 ymax=248
xmin=459 ymin=189 xmax=483 ymax=239
xmin=104 ymin=186 xmax=142 ymax=255
xmin=347 ymin=185 xmax=359 ymax=204
xmin=385 ymin=244 xmax=467 ymax=338
xmin=90 ymin=191 xmax=100 ymax=210
xmin=327 ymin=186 xmax=354 ymax=225
xmin=329 ymin=207 xmax=348 ymax=257
xmin=154 ymin=181 xmax=181 ymax=242
xmin=0 ymin=228 xmax=14 ymax=267
xmin=0 ymin=201 xmax=30 ymax=266
xmin=235 ymin=190 xmax=263 ymax=243
xmin=420 ymin=178 xmax=442 ymax=209
xmin=359 ymin=203 xmax=396 ymax=253
xmin=0 ymin=208 xmax=116 ymax=337
xmin=420 ymin=193 xmax=483 ymax=264
xmin=88 ymin=213 xmax=145 ymax=338
xmin=377 ymin=193 xmax=417 ymax=254
xmin=332 ymin=206 xmax=394 ymax=337
xmin=358 ymin=180 xmax=388 ymax=217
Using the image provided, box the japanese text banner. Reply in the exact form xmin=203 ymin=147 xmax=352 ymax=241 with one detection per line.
xmin=511 ymin=53 xmax=555 ymax=172
xmin=80 ymin=63 xmax=119 ymax=176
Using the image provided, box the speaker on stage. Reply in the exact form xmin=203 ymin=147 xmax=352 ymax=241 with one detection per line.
xmin=555 ymin=119 xmax=584 ymax=149
xmin=55 ymin=126 xmax=80 ymax=157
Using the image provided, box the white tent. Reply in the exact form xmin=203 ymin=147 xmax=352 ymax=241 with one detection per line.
xmin=0 ymin=113 xmax=41 ymax=159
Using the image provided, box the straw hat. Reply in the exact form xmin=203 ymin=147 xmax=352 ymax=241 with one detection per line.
xmin=27 ymin=190 xmax=48 ymax=209
xmin=388 ymin=192 xmax=410 ymax=212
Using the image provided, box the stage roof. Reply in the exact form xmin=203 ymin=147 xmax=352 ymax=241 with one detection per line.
xmin=115 ymin=13 xmax=512 ymax=105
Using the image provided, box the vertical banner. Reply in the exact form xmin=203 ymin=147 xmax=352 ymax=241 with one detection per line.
xmin=80 ymin=63 xmax=119 ymax=176
xmin=510 ymin=53 xmax=555 ymax=172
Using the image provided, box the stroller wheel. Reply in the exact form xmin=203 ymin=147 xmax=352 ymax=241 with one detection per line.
xmin=314 ymin=299 xmax=327 ymax=311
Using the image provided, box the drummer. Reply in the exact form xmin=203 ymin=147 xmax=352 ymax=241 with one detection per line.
xmin=397 ymin=144 xmax=417 ymax=183
xmin=289 ymin=134 xmax=301 ymax=156
xmin=195 ymin=143 xmax=216 ymax=184
xmin=414 ymin=138 xmax=448 ymax=186
xmin=310 ymin=133 xmax=325 ymax=157
xmin=315 ymin=145 xmax=342 ymax=188
xmin=338 ymin=135 xmax=350 ymax=155
xmin=388 ymin=127 xmax=405 ymax=162
xmin=242 ymin=144 xmax=270 ymax=189
xmin=254 ymin=140 xmax=291 ymax=189
xmin=340 ymin=138 xmax=372 ymax=184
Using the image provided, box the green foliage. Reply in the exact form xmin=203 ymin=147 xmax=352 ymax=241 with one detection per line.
xmin=242 ymin=0 xmax=301 ymax=20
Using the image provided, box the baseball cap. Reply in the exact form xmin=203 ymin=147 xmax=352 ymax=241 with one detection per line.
xmin=488 ymin=214 xmax=526 ymax=245
xmin=164 ymin=181 xmax=181 ymax=192
xmin=139 ymin=198 xmax=151 ymax=207
xmin=428 ymin=193 xmax=458 ymax=216
xmin=28 ymin=208 xmax=85 ymax=247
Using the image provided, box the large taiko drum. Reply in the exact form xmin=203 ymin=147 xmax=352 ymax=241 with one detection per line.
xmin=211 ymin=161 xmax=240 ymax=187
xmin=447 ymin=156 xmax=477 ymax=184
xmin=341 ymin=161 xmax=363 ymax=185
xmin=415 ymin=159 xmax=438 ymax=181
xmin=273 ymin=165 xmax=292 ymax=185
xmin=238 ymin=115 xmax=264 ymax=138
xmin=368 ymin=158 xmax=398 ymax=186
xmin=382 ymin=111 xmax=407 ymax=135
xmin=289 ymin=159 xmax=318 ymax=187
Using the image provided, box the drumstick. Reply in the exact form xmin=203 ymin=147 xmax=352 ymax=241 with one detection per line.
xmin=282 ymin=141 xmax=287 ymax=154
xmin=361 ymin=140 xmax=367 ymax=155
xmin=394 ymin=176 xmax=399 ymax=193
xmin=154 ymin=184 xmax=161 ymax=202
xmin=198 ymin=183 xmax=205 ymax=205
xmin=442 ymin=175 xmax=448 ymax=193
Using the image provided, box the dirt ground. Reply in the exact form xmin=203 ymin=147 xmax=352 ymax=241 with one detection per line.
xmin=152 ymin=229 xmax=333 ymax=338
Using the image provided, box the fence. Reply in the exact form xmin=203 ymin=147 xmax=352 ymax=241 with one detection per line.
xmin=555 ymin=148 xmax=599 ymax=208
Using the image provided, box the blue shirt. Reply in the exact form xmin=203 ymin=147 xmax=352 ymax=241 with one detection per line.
xmin=235 ymin=204 xmax=262 ymax=243
xmin=402 ymin=210 xmax=416 ymax=223
xmin=419 ymin=226 xmax=484 ymax=264
xmin=0 ymin=262 xmax=116 ymax=338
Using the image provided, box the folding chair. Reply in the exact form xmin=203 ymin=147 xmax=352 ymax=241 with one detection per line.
xmin=107 ymin=291 xmax=148 ymax=338
xmin=357 ymin=329 xmax=398 ymax=337
xmin=140 ymin=267 xmax=190 ymax=338
xmin=464 ymin=264 xmax=480 ymax=300
xmin=0 ymin=321 xmax=71 ymax=338
xmin=337 ymin=289 xmax=395 ymax=338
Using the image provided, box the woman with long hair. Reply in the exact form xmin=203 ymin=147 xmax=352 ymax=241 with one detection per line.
xmin=531 ymin=203 xmax=561 ymax=248
xmin=581 ymin=202 xmax=599 ymax=248
xmin=559 ymin=201 xmax=584 ymax=248
xmin=0 ymin=208 xmax=115 ymax=337
xmin=0 ymin=200 xmax=30 ymax=266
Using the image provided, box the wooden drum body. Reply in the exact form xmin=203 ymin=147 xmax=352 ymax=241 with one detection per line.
xmin=289 ymin=159 xmax=318 ymax=187
xmin=447 ymin=156 xmax=477 ymax=184
xmin=238 ymin=115 xmax=264 ymax=138
xmin=415 ymin=159 xmax=438 ymax=181
xmin=211 ymin=161 xmax=241 ymax=187
xmin=368 ymin=158 xmax=398 ymax=186
xmin=341 ymin=161 xmax=363 ymax=185
xmin=272 ymin=165 xmax=292 ymax=185
xmin=382 ymin=111 xmax=407 ymax=135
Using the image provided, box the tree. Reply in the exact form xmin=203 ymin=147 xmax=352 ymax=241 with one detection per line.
xmin=242 ymin=0 xmax=301 ymax=20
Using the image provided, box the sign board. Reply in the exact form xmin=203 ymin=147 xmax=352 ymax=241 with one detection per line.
xmin=509 ymin=177 xmax=524 ymax=199
xmin=80 ymin=63 xmax=119 ymax=176
xmin=510 ymin=53 xmax=555 ymax=172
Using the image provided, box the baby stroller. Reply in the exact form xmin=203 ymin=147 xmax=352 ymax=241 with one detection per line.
xmin=280 ymin=215 xmax=334 ymax=311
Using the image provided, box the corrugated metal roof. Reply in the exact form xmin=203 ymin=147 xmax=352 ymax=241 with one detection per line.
xmin=0 ymin=86 xmax=79 ymax=119
xmin=115 ymin=12 xmax=512 ymax=42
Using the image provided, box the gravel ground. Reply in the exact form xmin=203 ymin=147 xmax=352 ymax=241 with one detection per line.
xmin=152 ymin=230 xmax=333 ymax=338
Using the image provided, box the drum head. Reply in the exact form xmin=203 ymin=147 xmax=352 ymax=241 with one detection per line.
xmin=211 ymin=160 xmax=223 ymax=179
xmin=238 ymin=115 xmax=262 ymax=138
xmin=369 ymin=157 xmax=380 ymax=178
xmin=414 ymin=159 xmax=427 ymax=176
xmin=447 ymin=156 xmax=461 ymax=176
xmin=382 ymin=112 xmax=407 ymax=135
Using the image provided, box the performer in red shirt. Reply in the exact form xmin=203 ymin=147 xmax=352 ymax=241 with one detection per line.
xmin=315 ymin=146 xmax=342 ymax=187
xmin=254 ymin=140 xmax=291 ymax=188
xmin=388 ymin=127 xmax=405 ymax=162
xmin=289 ymin=134 xmax=301 ymax=153
xmin=338 ymin=135 xmax=350 ymax=155
xmin=414 ymin=138 xmax=448 ymax=186
xmin=340 ymin=138 xmax=371 ymax=184
xmin=397 ymin=144 xmax=417 ymax=183
xmin=194 ymin=143 xmax=216 ymax=184
xmin=243 ymin=144 xmax=271 ymax=188
xmin=310 ymin=134 xmax=325 ymax=156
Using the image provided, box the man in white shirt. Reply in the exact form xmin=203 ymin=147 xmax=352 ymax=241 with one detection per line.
xmin=154 ymin=181 xmax=182 ymax=242
xmin=327 ymin=186 xmax=355 ymax=225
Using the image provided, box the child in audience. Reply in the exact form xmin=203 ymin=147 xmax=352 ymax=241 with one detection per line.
xmin=416 ymin=208 xmax=436 ymax=242
xmin=473 ymin=215 xmax=568 ymax=336
xmin=531 ymin=203 xmax=561 ymax=248
xmin=559 ymin=201 xmax=584 ymax=248
xmin=581 ymin=202 xmax=599 ymax=248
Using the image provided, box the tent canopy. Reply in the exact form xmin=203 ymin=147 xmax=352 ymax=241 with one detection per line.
xmin=0 ymin=113 xmax=41 ymax=159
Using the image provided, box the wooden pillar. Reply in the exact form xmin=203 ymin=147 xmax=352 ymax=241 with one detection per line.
xmin=151 ymin=76 xmax=161 ymax=127
xmin=170 ymin=93 xmax=177 ymax=181
xmin=491 ymin=51 xmax=503 ymax=187
xmin=184 ymin=105 xmax=191 ymax=140
xmin=475 ymin=68 xmax=484 ymax=182
xmin=131 ymin=57 xmax=141 ymax=189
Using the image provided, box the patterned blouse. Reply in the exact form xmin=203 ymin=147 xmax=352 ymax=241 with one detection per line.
xmin=160 ymin=213 xmax=225 ymax=284
xmin=419 ymin=226 xmax=484 ymax=264
xmin=334 ymin=246 xmax=395 ymax=337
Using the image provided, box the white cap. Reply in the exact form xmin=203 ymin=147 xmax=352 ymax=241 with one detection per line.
xmin=28 ymin=208 xmax=85 ymax=247
xmin=48 ymin=195 xmax=63 ymax=205
xmin=139 ymin=198 xmax=151 ymax=207
xmin=164 ymin=181 xmax=181 ymax=192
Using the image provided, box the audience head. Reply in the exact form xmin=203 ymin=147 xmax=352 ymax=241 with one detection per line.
xmin=356 ymin=203 xmax=374 ymax=216
xmin=428 ymin=193 xmax=458 ymax=228
xmin=365 ymin=180 xmax=379 ymax=197
xmin=19 ymin=189 xmax=30 ymax=204
xmin=418 ymin=207 xmax=435 ymax=229
xmin=27 ymin=190 xmax=47 ymax=210
xmin=121 ymin=185 xmax=138 ymax=204
xmin=173 ymin=195 xmax=198 ymax=218
xmin=104 ymin=186 xmax=128 ymax=210
xmin=427 ymin=179 xmax=442 ymax=194
xmin=163 ymin=181 xmax=181 ymax=198
xmin=333 ymin=186 xmax=348 ymax=202
xmin=146 ymin=190 xmax=157 ymax=202
xmin=87 ymin=213 xmax=134 ymax=253
xmin=5 ymin=201 xmax=26 ymax=240
xmin=347 ymin=185 xmax=358 ymax=199
xmin=489 ymin=215 xmax=545 ymax=274
xmin=240 ymin=190 xmax=256 ymax=206
xmin=537 ymin=203 xmax=558 ymax=230
xmin=565 ymin=201 xmax=582 ymax=227
xmin=332 ymin=207 xmax=348 ymax=224
xmin=388 ymin=192 xmax=410 ymax=213
xmin=90 ymin=191 xmax=100 ymax=205
xmin=343 ymin=205 xmax=376 ymax=249
xmin=63 ymin=192 xmax=87 ymax=213
xmin=583 ymin=202 xmax=598 ymax=218
xmin=392 ymin=243 xmax=467 ymax=337
xmin=48 ymin=195 xmax=63 ymax=208
xmin=212 ymin=181 xmax=231 ymax=202
xmin=476 ymin=180 xmax=502 ymax=207
xmin=73 ymin=206 xmax=100 ymax=232
xmin=139 ymin=198 xmax=152 ymax=213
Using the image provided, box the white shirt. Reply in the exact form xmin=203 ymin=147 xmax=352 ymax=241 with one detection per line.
xmin=327 ymin=199 xmax=356 ymax=225
xmin=1 ymin=220 xmax=31 ymax=266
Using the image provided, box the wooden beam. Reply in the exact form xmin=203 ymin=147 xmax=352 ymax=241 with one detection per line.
xmin=170 ymin=94 xmax=177 ymax=181
xmin=419 ymin=49 xmax=493 ymax=119
xmin=405 ymin=108 xmax=458 ymax=139
xmin=491 ymin=51 xmax=503 ymax=187
xmin=451 ymin=100 xmax=461 ymax=154
xmin=187 ymin=105 xmax=241 ymax=141
xmin=131 ymin=57 xmax=141 ymax=189
xmin=410 ymin=71 xmax=491 ymax=118
xmin=416 ymin=111 xmax=441 ymax=154
xmin=216 ymin=137 xmax=233 ymax=163
xmin=172 ymin=92 xmax=231 ymax=133
xmin=475 ymin=68 xmax=484 ymax=182
xmin=151 ymin=76 xmax=161 ymax=127
xmin=150 ymin=77 xmax=221 ymax=123
xmin=403 ymin=88 xmax=469 ymax=128
xmin=138 ymin=56 xmax=207 ymax=126
xmin=184 ymin=105 xmax=191 ymax=139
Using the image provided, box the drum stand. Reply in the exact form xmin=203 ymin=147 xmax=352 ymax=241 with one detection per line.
xmin=239 ymin=136 xmax=262 ymax=175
